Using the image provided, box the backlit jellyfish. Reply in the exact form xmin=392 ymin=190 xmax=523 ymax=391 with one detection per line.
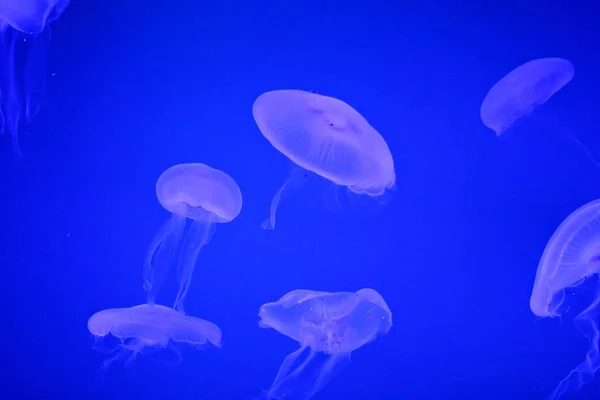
xmin=252 ymin=89 xmax=396 ymax=230
xmin=480 ymin=58 xmax=574 ymax=136
xmin=144 ymin=163 xmax=243 ymax=312
xmin=87 ymin=163 xmax=241 ymax=375
xmin=530 ymin=199 xmax=600 ymax=399
xmin=88 ymin=304 xmax=221 ymax=378
xmin=480 ymin=58 xmax=600 ymax=168
xmin=258 ymin=288 xmax=392 ymax=399
xmin=0 ymin=0 xmax=70 ymax=155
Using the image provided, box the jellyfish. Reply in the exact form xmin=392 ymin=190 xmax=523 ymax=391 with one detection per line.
xmin=480 ymin=58 xmax=574 ymax=136
xmin=144 ymin=163 xmax=242 ymax=312
xmin=480 ymin=58 xmax=600 ymax=168
xmin=252 ymin=89 xmax=396 ymax=229
xmin=258 ymin=288 xmax=392 ymax=399
xmin=88 ymin=163 xmax=240 ymax=374
xmin=530 ymin=199 xmax=600 ymax=399
xmin=88 ymin=304 xmax=221 ymax=379
xmin=0 ymin=0 xmax=70 ymax=155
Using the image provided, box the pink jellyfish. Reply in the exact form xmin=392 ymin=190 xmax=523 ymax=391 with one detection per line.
xmin=530 ymin=199 xmax=600 ymax=399
xmin=258 ymin=288 xmax=392 ymax=399
xmin=0 ymin=0 xmax=70 ymax=155
xmin=252 ymin=89 xmax=396 ymax=229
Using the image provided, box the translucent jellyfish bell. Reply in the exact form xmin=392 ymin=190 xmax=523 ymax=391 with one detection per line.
xmin=530 ymin=199 xmax=600 ymax=399
xmin=531 ymin=199 xmax=600 ymax=317
xmin=0 ymin=0 xmax=70 ymax=155
xmin=480 ymin=58 xmax=574 ymax=136
xmin=144 ymin=163 xmax=242 ymax=312
xmin=88 ymin=304 xmax=221 ymax=377
xmin=258 ymin=288 xmax=392 ymax=399
xmin=253 ymin=89 xmax=396 ymax=229
xmin=480 ymin=58 xmax=600 ymax=169
xmin=0 ymin=0 xmax=70 ymax=33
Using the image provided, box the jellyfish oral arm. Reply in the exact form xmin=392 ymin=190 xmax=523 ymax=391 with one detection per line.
xmin=173 ymin=217 xmax=216 ymax=313
xmin=268 ymin=345 xmax=349 ymax=399
xmin=143 ymin=212 xmax=187 ymax=305
xmin=261 ymin=165 xmax=313 ymax=230
xmin=269 ymin=345 xmax=307 ymax=395
xmin=548 ymin=297 xmax=600 ymax=400
xmin=304 ymin=352 xmax=350 ymax=399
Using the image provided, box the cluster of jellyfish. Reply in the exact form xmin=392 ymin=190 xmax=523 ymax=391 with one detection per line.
xmin=85 ymin=54 xmax=600 ymax=398
xmin=5 ymin=2 xmax=598 ymax=397
xmin=88 ymin=89 xmax=396 ymax=399
xmin=0 ymin=0 xmax=70 ymax=156
xmin=481 ymin=57 xmax=600 ymax=400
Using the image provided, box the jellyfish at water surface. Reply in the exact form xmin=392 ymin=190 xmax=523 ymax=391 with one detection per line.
xmin=258 ymin=288 xmax=392 ymax=399
xmin=252 ymin=89 xmax=396 ymax=229
xmin=88 ymin=163 xmax=241 ymax=374
xmin=530 ymin=199 xmax=600 ymax=399
xmin=0 ymin=0 xmax=70 ymax=155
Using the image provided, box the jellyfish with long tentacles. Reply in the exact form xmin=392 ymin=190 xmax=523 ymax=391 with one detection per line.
xmin=258 ymin=288 xmax=392 ymax=399
xmin=88 ymin=163 xmax=241 ymax=376
xmin=252 ymin=89 xmax=396 ymax=230
xmin=0 ymin=0 xmax=70 ymax=156
xmin=144 ymin=163 xmax=243 ymax=312
xmin=530 ymin=199 xmax=600 ymax=399
xmin=480 ymin=58 xmax=600 ymax=169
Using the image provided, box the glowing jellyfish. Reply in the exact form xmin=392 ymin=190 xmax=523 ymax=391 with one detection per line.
xmin=530 ymin=199 xmax=600 ymax=399
xmin=480 ymin=58 xmax=600 ymax=169
xmin=88 ymin=163 xmax=240 ymax=374
xmin=0 ymin=0 xmax=70 ymax=155
xmin=88 ymin=304 xmax=221 ymax=377
xmin=480 ymin=58 xmax=574 ymax=136
xmin=144 ymin=163 xmax=242 ymax=312
xmin=252 ymin=89 xmax=395 ymax=229
xmin=258 ymin=288 xmax=392 ymax=399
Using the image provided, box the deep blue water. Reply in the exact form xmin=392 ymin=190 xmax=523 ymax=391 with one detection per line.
xmin=1 ymin=1 xmax=600 ymax=399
